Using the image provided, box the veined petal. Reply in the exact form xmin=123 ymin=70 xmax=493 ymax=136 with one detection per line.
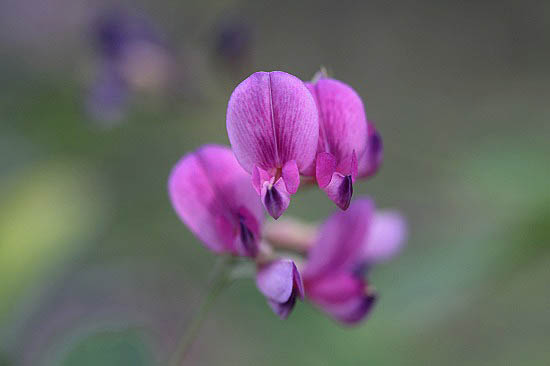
xmin=256 ymin=259 xmax=304 ymax=319
xmin=281 ymin=160 xmax=300 ymax=194
xmin=304 ymin=198 xmax=374 ymax=279
xmin=168 ymin=144 xmax=264 ymax=255
xmin=227 ymin=71 xmax=319 ymax=173
xmin=362 ymin=211 xmax=407 ymax=263
xmin=315 ymin=152 xmax=337 ymax=189
xmin=306 ymin=78 xmax=368 ymax=176
xmin=358 ymin=123 xmax=383 ymax=178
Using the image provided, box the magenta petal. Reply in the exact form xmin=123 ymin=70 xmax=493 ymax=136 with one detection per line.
xmin=315 ymin=152 xmax=337 ymax=188
xmin=304 ymin=272 xmax=376 ymax=325
xmin=358 ymin=123 xmax=383 ymax=178
xmin=305 ymin=272 xmax=364 ymax=303
xmin=322 ymin=291 xmax=377 ymax=325
xmin=252 ymin=165 xmax=270 ymax=195
xmin=267 ymin=297 xmax=297 ymax=319
xmin=362 ymin=211 xmax=407 ymax=263
xmin=168 ymin=144 xmax=264 ymax=255
xmin=306 ymin=78 xmax=368 ymax=176
xmin=256 ymin=259 xmax=303 ymax=319
xmin=227 ymin=71 xmax=319 ymax=173
xmin=234 ymin=206 xmax=262 ymax=257
xmin=322 ymin=172 xmax=353 ymax=210
xmin=282 ymin=160 xmax=300 ymax=194
xmin=304 ymin=198 xmax=374 ymax=279
xmin=351 ymin=149 xmax=358 ymax=181
xmin=260 ymin=178 xmax=290 ymax=220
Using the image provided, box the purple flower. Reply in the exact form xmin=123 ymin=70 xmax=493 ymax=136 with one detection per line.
xmin=304 ymin=77 xmax=382 ymax=210
xmin=168 ymin=145 xmax=264 ymax=257
xmin=256 ymin=259 xmax=304 ymax=319
xmin=226 ymin=71 xmax=319 ymax=219
xmin=303 ymin=198 xmax=406 ymax=324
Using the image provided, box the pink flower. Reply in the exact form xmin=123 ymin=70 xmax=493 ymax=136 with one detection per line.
xmin=303 ymin=198 xmax=406 ymax=324
xmin=256 ymin=259 xmax=304 ymax=319
xmin=304 ymin=77 xmax=382 ymax=210
xmin=227 ymin=71 xmax=319 ymax=219
xmin=168 ymin=144 xmax=264 ymax=257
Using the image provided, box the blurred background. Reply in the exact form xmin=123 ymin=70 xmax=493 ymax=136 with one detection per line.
xmin=1 ymin=0 xmax=549 ymax=365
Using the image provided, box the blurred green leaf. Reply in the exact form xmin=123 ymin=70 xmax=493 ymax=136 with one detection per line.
xmin=0 ymin=161 xmax=106 ymax=323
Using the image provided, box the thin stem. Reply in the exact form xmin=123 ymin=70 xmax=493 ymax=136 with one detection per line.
xmin=169 ymin=256 xmax=234 ymax=366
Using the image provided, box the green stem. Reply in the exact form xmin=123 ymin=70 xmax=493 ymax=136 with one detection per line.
xmin=169 ymin=256 xmax=234 ymax=366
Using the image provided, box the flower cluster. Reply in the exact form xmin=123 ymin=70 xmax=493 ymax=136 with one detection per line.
xmin=168 ymin=70 xmax=405 ymax=324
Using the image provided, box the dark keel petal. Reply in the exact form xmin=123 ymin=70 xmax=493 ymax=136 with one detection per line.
xmin=358 ymin=123 xmax=384 ymax=178
xmin=339 ymin=292 xmax=377 ymax=325
xmin=322 ymin=173 xmax=353 ymax=211
xmin=338 ymin=175 xmax=353 ymax=210
xmin=261 ymin=178 xmax=290 ymax=219
xmin=268 ymin=294 xmax=297 ymax=319
xmin=264 ymin=186 xmax=282 ymax=217
xmin=237 ymin=217 xmax=258 ymax=257
xmin=256 ymin=259 xmax=303 ymax=319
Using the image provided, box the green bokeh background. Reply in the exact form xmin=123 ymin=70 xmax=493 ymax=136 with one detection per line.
xmin=1 ymin=0 xmax=549 ymax=365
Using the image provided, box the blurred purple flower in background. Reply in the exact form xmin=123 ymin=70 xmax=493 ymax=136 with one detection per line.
xmin=215 ymin=17 xmax=252 ymax=68
xmin=87 ymin=9 xmax=173 ymax=124
xmin=168 ymin=144 xmax=264 ymax=257
xmin=304 ymin=76 xmax=381 ymax=210
xmin=303 ymin=198 xmax=406 ymax=324
xmin=227 ymin=71 xmax=319 ymax=219
xmin=256 ymin=259 xmax=304 ymax=319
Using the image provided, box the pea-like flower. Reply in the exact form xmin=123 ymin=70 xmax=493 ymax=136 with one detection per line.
xmin=227 ymin=71 xmax=319 ymax=219
xmin=256 ymin=259 xmax=304 ymax=319
xmin=304 ymin=77 xmax=382 ymax=210
xmin=168 ymin=144 xmax=264 ymax=257
xmin=303 ymin=198 xmax=406 ymax=324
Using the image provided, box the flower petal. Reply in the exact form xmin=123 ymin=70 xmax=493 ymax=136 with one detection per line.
xmin=267 ymin=296 xmax=297 ymax=319
xmin=322 ymin=290 xmax=377 ymax=325
xmin=305 ymin=272 xmax=364 ymax=303
xmin=304 ymin=198 xmax=374 ymax=279
xmin=315 ymin=152 xmax=337 ymax=188
xmin=227 ymin=71 xmax=319 ymax=173
xmin=305 ymin=272 xmax=376 ymax=325
xmin=306 ymin=78 xmax=368 ymax=175
xmin=168 ymin=144 xmax=264 ymax=254
xmin=362 ymin=211 xmax=407 ymax=263
xmin=358 ymin=123 xmax=383 ymax=178
xmin=282 ymin=160 xmax=300 ymax=194
xmin=260 ymin=178 xmax=290 ymax=220
xmin=252 ymin=165 xmax=271 ymax=195
xmin=256 ymin=259 xmax=302 ymax=303
xmin=322 ymin=172 xmax=353 ymax=210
